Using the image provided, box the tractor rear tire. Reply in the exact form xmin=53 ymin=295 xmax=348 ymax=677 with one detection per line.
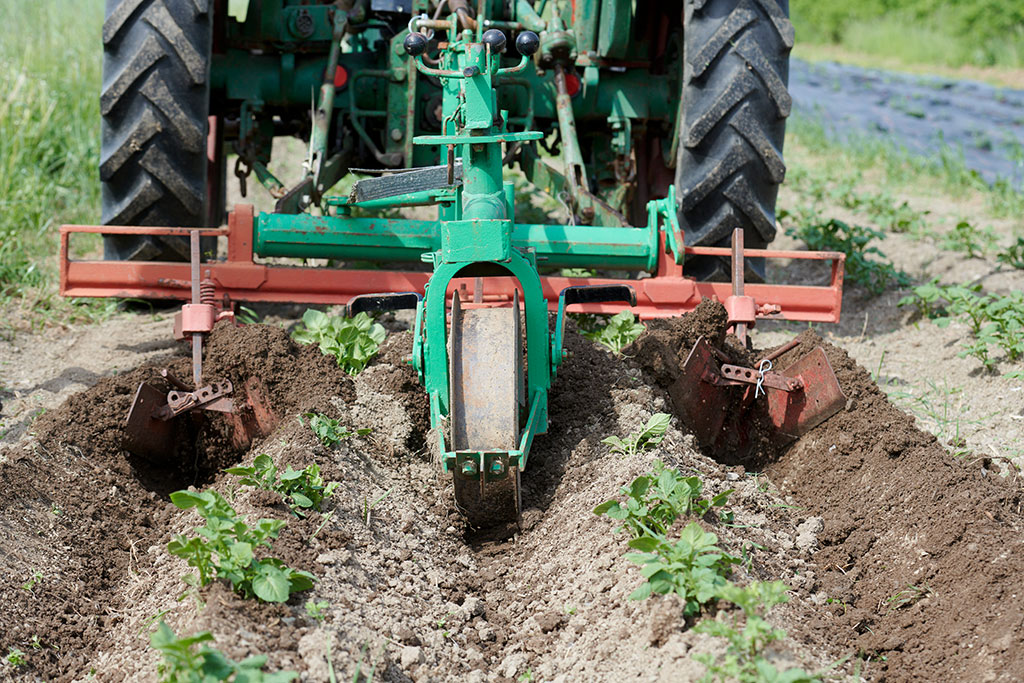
xmin=675 ymin=0 xmax=793 ymax=281
xmin=100 ymin=0 xmax=218 ymax=261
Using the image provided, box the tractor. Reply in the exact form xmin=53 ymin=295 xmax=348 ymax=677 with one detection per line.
xmin=62 ymin=0 xmax=847 ymax=527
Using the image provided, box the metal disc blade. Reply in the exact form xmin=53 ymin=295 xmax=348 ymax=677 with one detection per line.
xmin=450 ymin=302 xmax=523 ymax=527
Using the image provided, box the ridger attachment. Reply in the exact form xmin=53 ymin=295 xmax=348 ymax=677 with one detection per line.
xmin=674 ymin=336 xmax=846 ymax=454
xmin=64 ymin=19 xmax=847 ymax=526
xmin=122 ymin=233 xmax=279 ymax=462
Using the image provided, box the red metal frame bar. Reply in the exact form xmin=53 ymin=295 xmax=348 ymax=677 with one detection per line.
xmin=60 ymin=205 xmax=845 ymax=323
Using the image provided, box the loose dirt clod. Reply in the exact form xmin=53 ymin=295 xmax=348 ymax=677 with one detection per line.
xmin=1 ymin=314 xmax=1022 ymax=681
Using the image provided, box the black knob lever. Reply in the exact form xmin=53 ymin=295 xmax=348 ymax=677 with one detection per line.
xmin=516 ymin=31 xmax=540 ymax=57
xmin=403 ymin=32 xmax=428 ymax=57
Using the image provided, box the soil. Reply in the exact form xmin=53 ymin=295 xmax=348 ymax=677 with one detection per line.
xmin=2 ymin=295 xmax=1023 ymax=681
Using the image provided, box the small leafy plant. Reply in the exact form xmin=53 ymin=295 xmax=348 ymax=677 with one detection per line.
xmin=304 ymin=599 xmax=330 ymax=624
xmin=303 ymin=412 xmax=371 ymax=448
xmin=4 ymin=648 xmax=26 ymax=667
xmin=997 ymin=237 xmax=1024 ymax=270
xmin=693 ymin=581 xmax=819 ymax=683
xmin=786 ymin=218 xmax=910 ymax=295
xmin=580 ymin=310 xmax=646 ymax=355
xmin=151 ymin=621 xmax=296 ymax=682
xmin=601 ymin=413 xmax=671 ymax=458
xmin=941 ymin=220 xmax=996 ymax=259
xmin=291 ymin=309 xmax=386 ymax=375
xmin=624 ymin=522 xmax=738 ymax=611
xmin=167 ymin=489 xmax=315 ymax=602
xmin=226 ymin=454 xmax=339 ymax=517
xmin=594 ymin=460 xmax=732 ymax=537
xmin=899 ymin=281 xmax=1024 ymax=370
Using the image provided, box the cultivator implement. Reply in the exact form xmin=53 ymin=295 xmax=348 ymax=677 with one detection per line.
xmin=64 ymin=10 xmax=847 ymax=527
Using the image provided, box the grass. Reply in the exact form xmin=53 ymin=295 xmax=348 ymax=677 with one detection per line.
xmin=0 ymin=1 xmax=105 ymax=322
xmin=786 ymin=114 xmax=1024 ymax=219
xmin=791 ymin=1 xmax=1024 ymax=70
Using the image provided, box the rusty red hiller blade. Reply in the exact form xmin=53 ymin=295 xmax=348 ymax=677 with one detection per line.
xmin=767 ymin=347 xmax=847 ymax=443
xmin=669 ymin=337 xmax=733 ymax=447
xmin=227 ymin=377 xmax=279 ymax=451
xmin=123 ymin=382 xmax=175 ymax=461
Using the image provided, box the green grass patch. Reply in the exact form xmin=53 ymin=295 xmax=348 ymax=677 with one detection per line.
xmin=0 ymin=1 xmax=103 ymax=310
xmin=786 ymin=115 xmax=1024 ymax=219
xmin=791 ymin=1 xmax=1024 ymax=69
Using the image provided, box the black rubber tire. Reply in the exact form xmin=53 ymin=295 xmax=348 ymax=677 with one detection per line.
xmin=100 ymin=0 xmax=216 ymax=261
xmin=675 ymin=0 xmax=793 ymax=281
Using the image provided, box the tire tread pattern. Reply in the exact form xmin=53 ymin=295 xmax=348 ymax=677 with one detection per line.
xmin=675 ymin=0 xmax=792 ymax=280
xmin=101 ymin=0 xmax=212 ymax=260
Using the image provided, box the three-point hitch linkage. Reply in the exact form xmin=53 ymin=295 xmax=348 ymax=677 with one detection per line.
xmin=61 ymin=15 xmax=847 ymax=527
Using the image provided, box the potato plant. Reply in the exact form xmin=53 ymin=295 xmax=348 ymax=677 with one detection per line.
xmin=580 ymin=310 xmax=646 ymax=355
xmin=151 ymin=621 xmax=296 ymax=682
xmin=594 ymin=459 xmax=732 ymax=537
xmin=600 ymin=413 xmax=671 ymax=458
xmin=291 ymin=309 xmax=386 ymax=375
xmin=167 ymin=489 xmax=315 ymax=603
xmin=694 ymin=582 xmax=819 ymax=683
xmin=226 ymin=454 xmax=339 ymax=517
xmin=625 ymin=523 xmax=738 ymax=612
xmin=900 ymin=281 xmax=1024 ymax=371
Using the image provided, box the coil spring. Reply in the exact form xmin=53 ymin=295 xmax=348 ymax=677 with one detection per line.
xmin=199 ymin=279 xmax=216 ymax=306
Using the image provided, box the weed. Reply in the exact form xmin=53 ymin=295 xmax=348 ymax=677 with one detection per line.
xmin=518 ymin=670 xmax=535 ymax=682
xmin=625 ymin=523 xmax=739 ymax=611
xmin=292 ymin=310 xmax=386 ymax=375
xmin=150 ymin=621 xmax=296 ymax=682
xmin=594 ymin=460 xmax=732 ymax=537
xmin=941 ymin=220 xmax=996 ymax=258
xmin=167 ymin=489 xmax=315 ymax=602
xmin=226 ymin=454 xmax=339 ymax=517
xmin=21 ymin=570 xmax=42 ymax=592
xmin=29 ymin=636 xmax=41 ymax=650
xmin=305 ymin=599 xmax=330 ymax=624
xmin=601 ymin=413 xmax=672 ymax=458
xmin=303 ymin=412 xmax=371 ymax=447
xmin=236 ymin=306 xmax=262 ymax=325
xmin=885 ymin=584 xmax=933 ymax=611
xmin=4 ymin=648 xmax=26 ymax=667
xmin=580 ymin=310 xmax=645 ymax=355
xmin=694 ymin=581 xmax=819 ymax=682
xmin=997 ymin=238 xmax=1024 ymax=270
xmin=363 ymin=488 xmax=393 ymax=525
xmin=785 ymin=218 xmax=910 ymax=295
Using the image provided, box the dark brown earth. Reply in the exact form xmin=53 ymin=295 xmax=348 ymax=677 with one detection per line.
xmin=768 ymin=330 xmax=1024 ymax=682
xmin=1 ymin=310 xmax=1022 ymax=681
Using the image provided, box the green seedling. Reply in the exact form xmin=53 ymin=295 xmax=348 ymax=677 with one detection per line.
xmin=625 ymin=522 xmax=738 ymax=613
xmin=305 ymin=599 xmax=330 ymax=624
xmin=236 ymin=306 xmax=262 ymax=325
xmin=886 ymin=584 xmax=933 ymax=611
xmin=601 ymin=413 xmax=672 ymax=458
xmin=694 ymin=581 xmax=819 ymax=683
xmin=167 ymin=489 xmax=315 ymax=603
xmin=21 ymin=570 xmax=42 ymax=592
xmin=941 ymin=220 xmax=996 ymax=259
xmin=226 ymin=454 xmax=340 ymax=517
xmin=363 ymin=488 xmax=393 ymax=526
xmin=29 ymin=636 xmax=41 ymax=650
xmin=580 ymin=310 xmax=646 ymax=355
xmin=594 ymin=460 xmax=732 ymax=537
xmin=997 ymin=237 xmax=1024 ymax=270
xmin=292 ymin=310 xmax=386 ymax=375
xmin=303 ymin=412 xmax=371 ymax=448
xmin=150 ymin=621 xmax=297 ymax=682
xmin=5 ymin=648 xmax=26 ymax=667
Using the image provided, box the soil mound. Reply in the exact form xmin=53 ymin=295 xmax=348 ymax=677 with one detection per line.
xmin=771 ymin=330 xmax=1024 ymax=681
